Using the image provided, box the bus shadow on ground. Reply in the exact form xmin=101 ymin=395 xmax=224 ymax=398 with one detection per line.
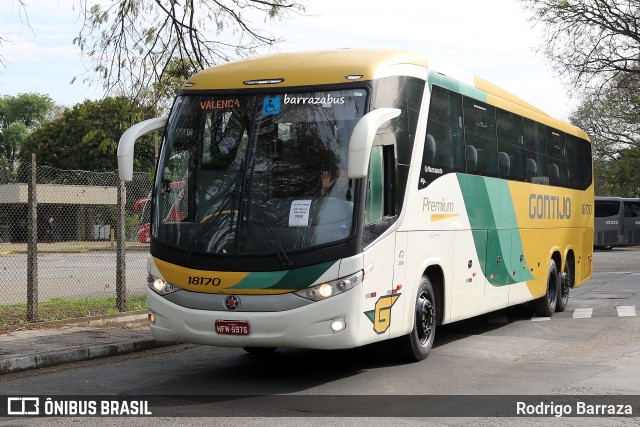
xmin=143 ymin=304 xmax=535 ymax=397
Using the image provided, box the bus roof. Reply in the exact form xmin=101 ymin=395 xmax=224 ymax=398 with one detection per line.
xmin=183 ymin=49 xmax=427 ymax=89
xmin=182 ymin=49 xmax=589 ymax=141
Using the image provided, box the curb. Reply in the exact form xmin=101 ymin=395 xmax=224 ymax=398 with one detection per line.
xmin=0 ymin=312 xmax=179 ymax=375
xmin=0 ymin=338 xmax=177 ymax=375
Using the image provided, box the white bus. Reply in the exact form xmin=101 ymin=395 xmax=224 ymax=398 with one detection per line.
xmin=118 ymin=49 xmax=594 ymax=361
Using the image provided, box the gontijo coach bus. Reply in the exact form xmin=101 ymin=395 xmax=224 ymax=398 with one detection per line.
xmin=117 ymin=49 xmax=594 ymax=361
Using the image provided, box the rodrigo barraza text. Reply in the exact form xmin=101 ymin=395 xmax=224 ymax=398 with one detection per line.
xmin=516 ymin=401 xmax=633 ymax=417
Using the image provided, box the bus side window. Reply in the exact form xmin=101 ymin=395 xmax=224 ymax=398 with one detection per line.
xmin=546 ymin=128 xmax=567 ymax=187
xmin=523 ymin=119 xmax=548 ymax=184
xmin=497 ymin=109 xmax=524 ymax=181
xmin=462 ymin=98 xmax=497 ymax=177
xmin=363 ymin=143 xmax=398 ymax=246
xmin=365 ymin=145 xmax=384 ymax=224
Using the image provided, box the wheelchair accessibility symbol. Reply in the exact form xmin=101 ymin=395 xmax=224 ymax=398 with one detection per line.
xmin=262 ymin=97 xmax=281 ymax=115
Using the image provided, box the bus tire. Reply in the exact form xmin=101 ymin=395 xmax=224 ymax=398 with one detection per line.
xmin=243 ymin=347 xmax=276 ymax=355
xmin=399 ymin=276 xmax=437 ymax=362
xmin=556 ymin=257 xmax=573 ymax=313
xmin=533 ymin=259 xmax=559 ymax=317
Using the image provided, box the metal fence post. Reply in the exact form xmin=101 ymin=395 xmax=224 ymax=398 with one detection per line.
xmin=116 ymin=178 xmax=127 ymax=311
xmin=27 ymin=153 xmax=38 ymax=322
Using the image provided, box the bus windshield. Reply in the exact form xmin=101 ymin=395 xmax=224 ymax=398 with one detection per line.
xmin=153 ymin=89 xmax=367 ymax=257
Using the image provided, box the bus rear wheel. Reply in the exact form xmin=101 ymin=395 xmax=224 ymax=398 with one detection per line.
xmin=399 ymin=277 xmax=437 ymax=362
xmin=532 ymin=259 xmax=559 ymax=317
xmin=556 ymin=256 xmax=573 ymax=313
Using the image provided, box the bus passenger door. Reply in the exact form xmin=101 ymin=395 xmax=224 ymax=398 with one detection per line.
xmin=358 ymin=145 xmax=400 ymax=346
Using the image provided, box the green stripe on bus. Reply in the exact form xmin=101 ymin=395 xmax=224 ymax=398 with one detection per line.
xmin=457 ymin=174 xmax=534 ymax=286
xmin=230 ymin=261 xmax=336 ymax=290
xmin=428 ymin=71 xmax=486 ymax=102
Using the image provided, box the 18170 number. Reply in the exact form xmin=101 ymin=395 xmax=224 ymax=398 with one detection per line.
xmin=187 ymin=276 xmax=221 ymax=286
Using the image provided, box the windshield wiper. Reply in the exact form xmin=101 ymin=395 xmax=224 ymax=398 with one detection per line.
xmin=182 ymin=188 xmax=235 ymax=262
xmin=245 ymin=191 xmax=292 ymax=267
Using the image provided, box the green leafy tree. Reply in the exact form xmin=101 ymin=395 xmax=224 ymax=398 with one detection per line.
xmin=0 ymin=93 xmax=55 ymax=169
xmin=594 ymin=147 xmax=640 ymax=197
xmin=73 ymin=0 xmax=305 ymax=102
xmin=20 ymin=97 xmax=157 ymax=172
xmin=0 ymin=122 xmax=28 ymax=166
xmin=0 ymin=93 xmax=55 ymax=127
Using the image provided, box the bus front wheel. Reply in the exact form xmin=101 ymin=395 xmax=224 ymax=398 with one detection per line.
xmin=399 ymin=276 xmax=437 ymax=362
xmin=532 ymin=259 xmax=559 ymax=317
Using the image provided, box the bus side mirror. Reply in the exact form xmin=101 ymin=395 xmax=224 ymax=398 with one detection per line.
xmin=117 ymin=116 xmax=168 ymax=181
xmin=347 ymin=108 xmax=401 ymax=179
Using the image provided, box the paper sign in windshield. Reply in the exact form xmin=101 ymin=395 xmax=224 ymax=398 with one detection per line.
xmin=289 ymin=200 xmax=312 ymax=227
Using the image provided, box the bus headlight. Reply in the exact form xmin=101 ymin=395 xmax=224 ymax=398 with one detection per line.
xmin=294 ymin=270 xmax=363 ymax=301
xmin=147 ymin=274 xmax=179 ymax=296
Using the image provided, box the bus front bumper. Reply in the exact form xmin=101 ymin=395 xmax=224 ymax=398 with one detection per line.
xmin=146 ymin=287 xmax=362 ymax=350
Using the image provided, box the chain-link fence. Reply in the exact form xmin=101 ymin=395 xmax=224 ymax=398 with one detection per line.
xmin=0 ymin=159 xmax=153 ymax=326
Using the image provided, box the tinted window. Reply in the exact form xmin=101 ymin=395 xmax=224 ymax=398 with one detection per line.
xmin=419 ymin=86 xmax=464 ymax=188
xmin=463 ymin=97 xmax=497 ymax=177
xmin=595 ymin=201 xmax=622 ymax=217
xmin=523 ymin=119 xmax=548 ymax=184
xmin=421 ymin=85 xmax=592 ymax=190
xmin=497 ymin=110 xmax=525 ymax=180
xmin=624 ymin=201 xmax=640 ymax=217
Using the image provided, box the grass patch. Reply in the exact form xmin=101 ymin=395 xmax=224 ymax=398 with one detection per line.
xmin=0 ymin=295 xmax=147 ymax=326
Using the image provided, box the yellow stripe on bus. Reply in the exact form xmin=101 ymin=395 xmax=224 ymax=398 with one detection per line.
xmin=153 ymin=257 xmax=249 ymax=292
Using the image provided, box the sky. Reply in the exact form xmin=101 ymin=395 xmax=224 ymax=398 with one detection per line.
xmin=0 ymin=0 xmax=577 ymax=120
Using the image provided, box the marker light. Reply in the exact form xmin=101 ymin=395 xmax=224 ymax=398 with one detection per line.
xmin=148 ymin=312 xmax=156 ymax=324
xmin=294 ymin=271 xmax=363 ymax=301
xmin=243 ymin=78 xmax=285 ymax=85
xmin=147 ymin=275 xmax=179 ymax=296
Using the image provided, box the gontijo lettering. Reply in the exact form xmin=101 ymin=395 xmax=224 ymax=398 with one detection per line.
xmin=529 ymin=194 xmax=571 ymax=219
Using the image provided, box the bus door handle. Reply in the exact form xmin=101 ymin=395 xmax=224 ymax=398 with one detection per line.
xmin=496 ymin=256 xmax=502 ymax=265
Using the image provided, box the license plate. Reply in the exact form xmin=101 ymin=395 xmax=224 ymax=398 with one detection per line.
xmin=215 ymin=320 xmax=250 ymax=336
